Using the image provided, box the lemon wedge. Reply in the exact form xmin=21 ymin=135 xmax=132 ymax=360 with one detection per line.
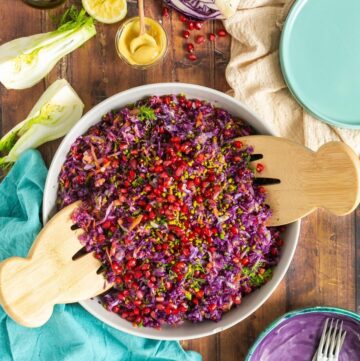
xmin=82 ymin=0 xmax=127 ymax=24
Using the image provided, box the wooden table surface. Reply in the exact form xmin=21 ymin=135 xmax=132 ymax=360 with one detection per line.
xmin=1 ymin=1 xmax=359 ymax=360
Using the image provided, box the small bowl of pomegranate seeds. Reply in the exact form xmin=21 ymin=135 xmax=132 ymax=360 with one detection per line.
xmin=43 ymin=83 xmax=300 ymax=340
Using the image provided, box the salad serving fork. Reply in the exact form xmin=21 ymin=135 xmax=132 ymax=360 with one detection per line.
xmin=237 ymin=136 xmax=360 ymax=226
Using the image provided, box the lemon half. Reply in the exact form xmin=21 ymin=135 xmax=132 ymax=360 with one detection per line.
xmin=82 ymin=0 xmax=127 ymax=24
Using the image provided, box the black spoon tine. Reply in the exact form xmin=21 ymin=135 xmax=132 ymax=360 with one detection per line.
xmin=72 ymin=246 xmax=89 ymax=261
xmin=70 ymin=223 xmax=81 ymax=231
xmin=249 ymin=154 xmax=263 ymax=162
xmin=254 ymin=178 xmax=281 ymax=186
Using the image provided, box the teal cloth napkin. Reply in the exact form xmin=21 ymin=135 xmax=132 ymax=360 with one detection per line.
xmin=0 ymin=150 xmax=201 ymax=361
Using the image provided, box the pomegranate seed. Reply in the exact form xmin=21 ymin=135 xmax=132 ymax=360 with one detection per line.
xmin=233 ymin=296 xmax=241 ymax=305
xmin=208 ymin=303 xmax=217 ymax=311
xmin=148 ymin=211 xmax=156 ymax=220
xmin=112 ymin=262 xmax=122 ymax=273
xmin=112 ymin=306 xmax=120 ymax=313
xmin=256 ymin=163 xmax=265 ymax=172
xmin=126 ymin=258 xmax=136 ymax=269
xmin=115 ymin=276 xmax=122 ymax=284
xmin=194 ymin=22 xmax=202 ymax=30
xmin=186 ymin=43 xmax=195 ymax=53
xmin=141 ymin=263 xmax=150 ymax=271
xmin=182 ymin=30 xmax=190 ymax=39
xmin=259 ymin=186 xmax=266 ymax=194
xmin=177 ymin=274 xmax=184 ymax=281
xmin=196 ymin=153 xmax=205 ymax=162
xmin=233 ymin=140 xmax=243 ymax=149
xmin=217 ymin=29 xmax=227 ymax=37
xmin=154 ymin=165 xmax=163 ymax=172
xmin=167 ymin=194 xmax=176 ymax=203
xmin=194 ymin=177 xmax=201 ymax=186
xmin=188 ymin=54 xmax=197 ymax=61
xmin=133 ymin=307 xmax=140 ymax=315
xmin=143 ymin=307 xmax=151 ymax=314
xmin=195 ymin=35 xmax=205 ymax=44
xmin=162 ymin=6 xmax=169 ymax=17
xmin=187 ymin=21 xmax=194 ymax=30
xmin=176 ymin=261 xmax=186 ymax=270
xmin=194 ymin=99 xmax=202 ymax=108
xmin=232 ymin=256 xmax=240 ymax=264
xmin=230 ymin=226 xmax=239 ymax=235
xmin=209 ymin=246 xmax=216 ymax=253
xmin=241 ymin=257 xmax=249 ymax=266
xmin=196 ymin=290 xmax=204 ymax=298
xmin=156 ymin=304 xmax=165 ymax=311
xmin=208 ymin=33 xmax=216 ymax=41
xmin=208 ymin=172 xmax=216 ymax=182
xmin=195 ymin=195 xmax=203 ymax=203
xmin=193 ymin=298 xmax=199 ymax=305
xmin=165 ymin=307 xmax=172 ymax=315
xmin=171 ymin=136 xmax=181 ymax=143
xmin=121 ymin=312 xmax=129 ymax=319
xmin=179 ymin=15 xmax=187 ymax=22
xmin=102 ymin=220 xmax=111 ymax=229
xmin=201 ymin=181 xmax=209 ymax=189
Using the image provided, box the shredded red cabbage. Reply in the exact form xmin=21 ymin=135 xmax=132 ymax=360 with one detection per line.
xmin=57 ymin=95 xmax=283 ymax=329
xmin=164 ymin=0 xmax=222 ymax=20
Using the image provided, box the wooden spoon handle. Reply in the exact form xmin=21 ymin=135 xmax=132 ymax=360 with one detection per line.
xmin=0 ymin=250 xmax=106 ymax=328
xmin=0 ymin=203 xmax=111 ymax=328
xmin=310 ymin=141 xmax=360 ymax=215
xmin=0 ymin=256 xmax=57 ymax=327
xmin=138 ymin=0 xmax=145 ymax=35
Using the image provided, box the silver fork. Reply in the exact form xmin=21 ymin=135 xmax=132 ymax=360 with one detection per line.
xmin=312 ymin=318 xmax=347 ymax=361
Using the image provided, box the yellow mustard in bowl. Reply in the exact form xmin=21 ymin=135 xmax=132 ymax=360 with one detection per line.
xmin=116 ymin=17 xmax=167 ymax=68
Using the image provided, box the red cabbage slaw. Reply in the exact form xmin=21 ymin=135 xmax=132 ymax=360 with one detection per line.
xmin=57 ymin=95 xmax=283 ymax=328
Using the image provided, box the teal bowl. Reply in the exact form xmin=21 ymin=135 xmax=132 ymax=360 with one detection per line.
xmin=246 ymin=307 xmax=360 ymax=361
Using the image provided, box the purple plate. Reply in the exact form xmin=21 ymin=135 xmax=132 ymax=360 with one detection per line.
xmin=246 ymin=307 xmax=360 ymax=361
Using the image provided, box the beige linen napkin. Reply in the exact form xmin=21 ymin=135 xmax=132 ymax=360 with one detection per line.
xmin=223 ymin=0 xmax=360 ymax=155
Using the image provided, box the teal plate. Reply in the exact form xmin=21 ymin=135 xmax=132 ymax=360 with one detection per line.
xmin=280 ymin=0 xmax=360 ymax=128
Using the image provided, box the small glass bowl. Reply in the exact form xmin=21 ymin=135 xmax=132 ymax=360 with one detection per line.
xmin=115 ymin=17 xmax=168 ymax=70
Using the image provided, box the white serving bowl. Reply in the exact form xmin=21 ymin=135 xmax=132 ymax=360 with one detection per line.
xmin=43 ymin=83 xmax=300 ymax=340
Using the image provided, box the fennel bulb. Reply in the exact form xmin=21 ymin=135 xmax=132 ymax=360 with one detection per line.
xmin=0 ymin=79 xmax=84 ymax=168
xmin=0 ymin=7 xmax=96 ymax=89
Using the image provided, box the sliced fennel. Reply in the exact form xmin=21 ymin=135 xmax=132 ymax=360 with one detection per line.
xmin=0 ymin=7 xmax=96 ymax=89
xmin=0 ymin=79 xmax=84 ymax=169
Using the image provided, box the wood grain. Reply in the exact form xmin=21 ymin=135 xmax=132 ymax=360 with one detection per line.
xmin=0 ymin=1 xmax=358 ymax=360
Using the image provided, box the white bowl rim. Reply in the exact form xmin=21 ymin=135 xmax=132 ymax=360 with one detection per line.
xmin=43 ymin=82 xmax=301 ymax=340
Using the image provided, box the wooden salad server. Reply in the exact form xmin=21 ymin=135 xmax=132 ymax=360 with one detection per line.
xmin=238 ymin=136 xmax=360 ymax=226
xmin=0 ymin=202 xmax=111 ymax=328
